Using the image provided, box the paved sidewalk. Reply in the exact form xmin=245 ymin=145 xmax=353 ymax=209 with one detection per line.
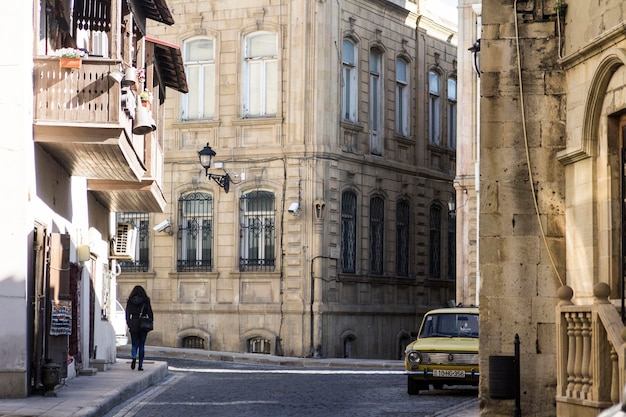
xmin=0 ymin=345 xmax=479 ymax=417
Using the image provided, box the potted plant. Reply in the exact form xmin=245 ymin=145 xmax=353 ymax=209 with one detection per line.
xmin=56 ymin=48 xmax=86 ymax=69
xmin=139 ymin=90 xmax=152 ymax=107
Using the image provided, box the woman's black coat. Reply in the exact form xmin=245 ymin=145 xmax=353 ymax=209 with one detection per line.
xmin=125 ymin=294 xmax=153 ymax=334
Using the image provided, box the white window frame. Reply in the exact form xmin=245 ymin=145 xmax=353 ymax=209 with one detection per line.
xmin=447 ymin=77 xmax=457 ymax=149
xmin=429 ymin=70 xmax=441 ymax=145
xmin=182 ymin=37 xmax=216 ymax=120
xmin=369 ymin=49 xmax=383 ymax=155
xmin=242 ymin=32 xmax=278 ymax=118
xmin=342 ymin=38 xmax=358 ymax=123
xmin=396 ymin=58 xmax=409 ymax=137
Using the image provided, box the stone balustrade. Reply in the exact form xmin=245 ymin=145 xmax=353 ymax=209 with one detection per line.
xmin=556 ymin=283 xmax=626 ymax=416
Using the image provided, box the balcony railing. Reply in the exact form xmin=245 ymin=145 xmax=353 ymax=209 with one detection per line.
xmin=556 ymin=283 xmax=626 ymax=416
xmin=34 ymin=57 xmax=128 ymax=127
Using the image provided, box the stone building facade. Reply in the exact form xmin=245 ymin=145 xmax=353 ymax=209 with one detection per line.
xmin=478 ymin=0 xmax=626 ymax=415
xmin=117 ymin=0 xmax=458 ymax=360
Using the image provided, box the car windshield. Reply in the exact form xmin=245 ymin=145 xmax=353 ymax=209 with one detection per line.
xmin=419 ymin=313 xmax=479 ymax=338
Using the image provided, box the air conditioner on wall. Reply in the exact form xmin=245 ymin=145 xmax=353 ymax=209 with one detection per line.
xmin=110 ymin=222 xmax=137 ymax=261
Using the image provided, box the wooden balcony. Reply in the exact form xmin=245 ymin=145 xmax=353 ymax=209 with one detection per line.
xmin=556 ymin=283 xmax=625 ymax=417
xmin=33 ymin=56 xmax=167 ymax=213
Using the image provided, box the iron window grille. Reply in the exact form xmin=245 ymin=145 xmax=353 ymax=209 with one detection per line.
xmin=116 ymin=212 xmax=150 ymax=272
xmin=370 ymin=196 xmax=384 ymax=275
xmin=239 ymin=190 xmax=276 ymax=271
xmin=341 ymin=190 xmax=357 ymax=273
xmin=448 ymin=214 xmax=456 ymax=280
xmin=396 ymin=200 xmax=410 ymax=277
xmin=177 ymin=192 xmax=213 ymax=272
xmin=429 ymin=205 xmax=442 ymax=279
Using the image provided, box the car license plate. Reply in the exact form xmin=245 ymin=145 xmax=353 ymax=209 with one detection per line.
xmin=433 ymin=370 xmax=465 ymax=378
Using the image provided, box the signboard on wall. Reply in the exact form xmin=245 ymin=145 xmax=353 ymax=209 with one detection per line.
xmin=50 ymin=300 xmax=72 ymax=336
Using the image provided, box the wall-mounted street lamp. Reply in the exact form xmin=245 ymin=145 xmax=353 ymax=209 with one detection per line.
xmin=198 ymin=143 xmax=231 ymax=193
xmin=448 ymin=196 xmax=456 ymax=218
xmin=468 ymin=38 xmax=481 ymax=77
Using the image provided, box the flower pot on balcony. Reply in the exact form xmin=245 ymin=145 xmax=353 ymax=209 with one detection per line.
xmin=122 ymin=67 xmax=136 ymax=86
xmin=60 ymin=57 xmax=81 ymax=69
xmin=133 ymin=106 xmax=155 ymax=135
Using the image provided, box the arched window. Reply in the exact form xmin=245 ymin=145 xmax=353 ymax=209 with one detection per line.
xmin=242 ymin=32 xmax=278 ymax=117
xmin=370 ymin=49 xmax=383 ymax=155
xmin=396 ymin=58 xmax=409 ymax=137
xmin=396 ymin=200 xmax=410 ymax=277
xmin=370 ymin=196 xmax=385 ymax=275
xmin=447 ymin=77 xmax=457 ymax=149
xmin=177 ymin=192 xmax=213 ymax=271
xmin=429 ymin=205 xmax=442 ymax=279
xmin=240 ymin=190 xmax=276 ymax=271
xmin=182 ymin=37 xmax=215 ymax=120
xmin=429 ymin=70 xmax=441 ymax=145
xmin=342 ymin=38 xmax=358 ymax=123
xmin=341 ymin=190 xmax=357 ymax=273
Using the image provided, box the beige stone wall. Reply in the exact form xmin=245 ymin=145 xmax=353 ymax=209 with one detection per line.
xmin=480 ymin=0 xmax=565 ymax=415
xmin=119 ymin=0 xmax=458 ymax=360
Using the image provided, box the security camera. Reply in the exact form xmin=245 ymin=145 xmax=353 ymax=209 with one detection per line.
xmin=153 ymin=219 xmax=172 ymax=233
xmin=288 ymin=202 xmax=300 ymax=213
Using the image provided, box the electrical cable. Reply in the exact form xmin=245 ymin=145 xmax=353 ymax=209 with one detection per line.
xmin=513 ymin=0 xmax=565 ymax=287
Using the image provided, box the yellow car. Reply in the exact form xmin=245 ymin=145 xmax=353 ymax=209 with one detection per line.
xmin=404 ymin=307 xmax=479 ymax=395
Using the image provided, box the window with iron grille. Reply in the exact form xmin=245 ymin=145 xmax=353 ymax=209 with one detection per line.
xmin=448 ymin=214 xmax=456 ymax=280
xmin=396 ymin=200 xmax=410 ymax=277
xmin=341 ymin=190 xmax=357 ymax=273
xmin=370 ymin=196 xmax=384 ymax=275
xmin=116 ymin=212 xmax=149 ymax=272
xmin=248 ymin=337 xmax=271 ymax=354
xmin=429 ymin=205 xmax=442 ymax=279
xmin=239 ymin=191 xmax=276 ymax=271
xmin=182 ymin=336 xmax=205 ymax=349
xmin=177 ymin=192 xmax=213 ymax=272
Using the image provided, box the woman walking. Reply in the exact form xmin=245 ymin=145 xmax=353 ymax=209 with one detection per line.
xmin=125 ymin=285 xmax=153 ymax=370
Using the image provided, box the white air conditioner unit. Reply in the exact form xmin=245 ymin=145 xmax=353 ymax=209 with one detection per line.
xmin=110 ymin=222 xmax=137 ymax=261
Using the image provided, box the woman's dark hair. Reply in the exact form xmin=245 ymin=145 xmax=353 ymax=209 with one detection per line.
xmin=128 ymin=285 xmax=149 ymax=302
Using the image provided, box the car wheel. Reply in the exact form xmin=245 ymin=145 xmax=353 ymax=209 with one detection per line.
xmin=408 ymin=377 xmax=427 ymax=395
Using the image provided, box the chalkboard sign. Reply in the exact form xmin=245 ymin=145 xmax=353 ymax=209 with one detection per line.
xmin=50 ymin=300 xmax=72 ymax=336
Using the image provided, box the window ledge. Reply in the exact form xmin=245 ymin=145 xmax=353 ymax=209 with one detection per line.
xmin=233 ymin=116 xmax=281 ymax=126
xmin=340 ymin=120 xmax=364 ymax=132
xmin=172 ymin=119 xmax=220 ymax=129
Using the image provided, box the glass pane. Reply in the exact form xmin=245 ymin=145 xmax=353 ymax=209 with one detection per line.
xmin=186 ymin=66 xmax=200 ymax=119
xmin=429 ymin=71 xmax=439 ymax=95
xmin=370 ymin=76 xmax=378 ymax=130
xmin=247 ymin=61 xmax=262 ymax=115
xmin=186 ymin=39 xmax=214 ymax=62
xmin=203 ymin=64 xmax=215 ymax=118
xmin=248 ymin=33 xmax=276 ymax=57
xmin=265 ymin=61 xmax=278 ymax=115
xmin=343 ymin=39 xmax=354 ymax=64
xmin=369 ymin=50 xmax=379 ymax=74
xmin=448 ymin=78 xmax=456 ymax=100
xmin=396 ymin=60 xmax=407 ymax=83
